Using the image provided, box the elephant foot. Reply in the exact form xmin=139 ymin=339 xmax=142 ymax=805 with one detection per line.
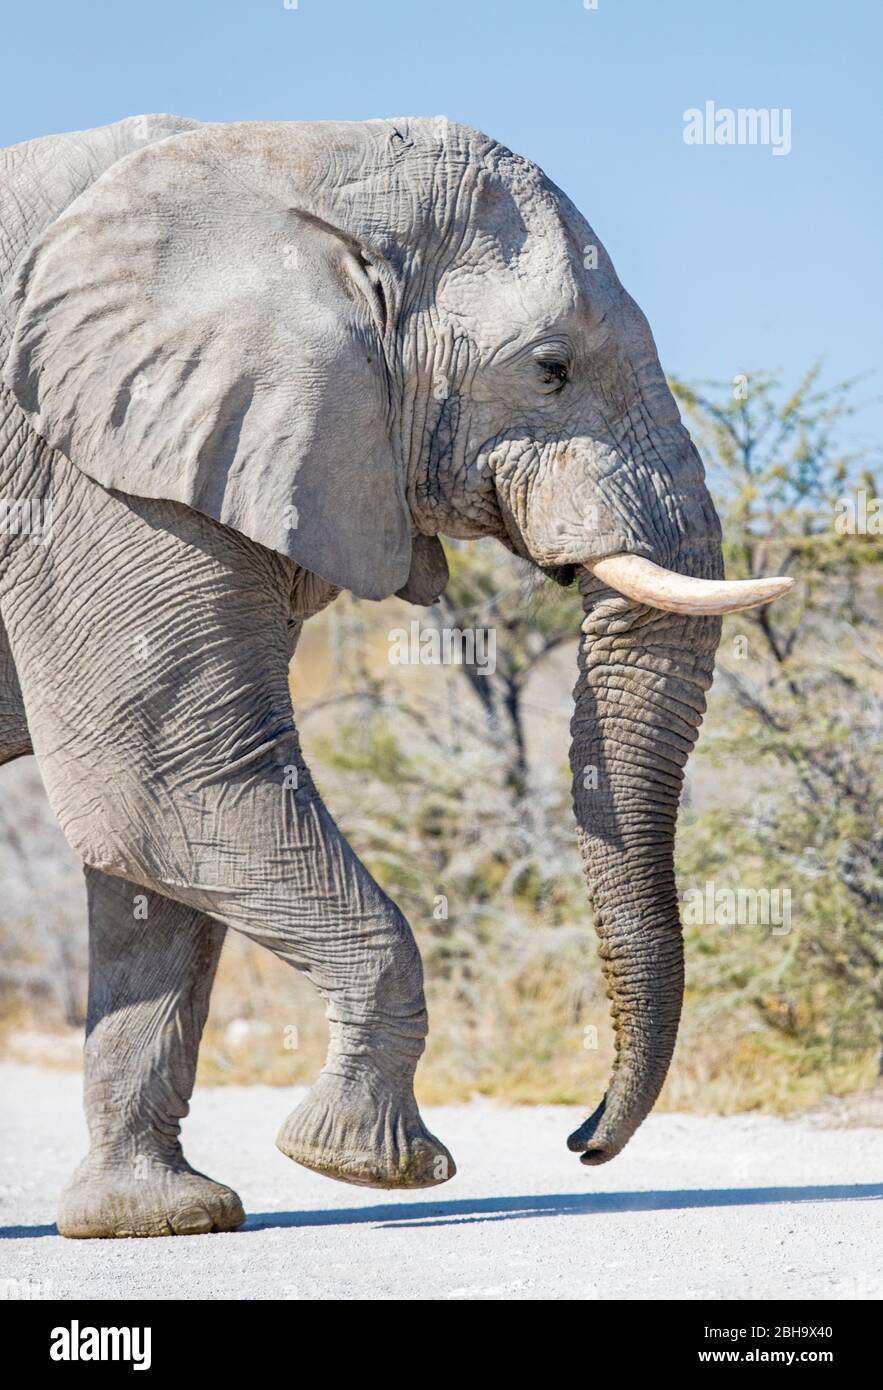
xmin=276 ymin=1068 xmax=456 ymax=1189
xmin=57 ymin=1154 xmax=245 ymax=1238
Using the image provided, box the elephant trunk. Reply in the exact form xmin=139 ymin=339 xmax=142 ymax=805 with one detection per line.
xmin=566 ymin=565 xmax=721 ymax=1164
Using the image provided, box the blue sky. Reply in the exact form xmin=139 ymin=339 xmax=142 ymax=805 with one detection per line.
xmin=3 ymin=0 xmax=880 ymax=447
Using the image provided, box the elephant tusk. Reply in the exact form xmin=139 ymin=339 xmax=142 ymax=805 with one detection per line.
xmin=586 ymin=554 xmax=795 ymax=616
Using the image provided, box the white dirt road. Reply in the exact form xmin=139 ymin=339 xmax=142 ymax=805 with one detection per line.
xmin=1 ymin=1062 xmax=881 ymax=1301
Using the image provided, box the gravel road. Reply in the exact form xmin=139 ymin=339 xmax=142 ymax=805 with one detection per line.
xmin=1 ymin=1062 xmax=881 ymax=1301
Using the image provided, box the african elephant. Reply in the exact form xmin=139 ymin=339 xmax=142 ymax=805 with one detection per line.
xmin=0 ymin=114 xmax=791 ymax=1238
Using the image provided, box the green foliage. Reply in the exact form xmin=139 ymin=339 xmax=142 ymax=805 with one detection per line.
xmin=673 ymin=367 xmax=883 ymax=1086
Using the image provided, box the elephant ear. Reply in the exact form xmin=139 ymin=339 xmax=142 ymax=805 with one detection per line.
xmin=1 ymin=124 xmax=411 ymax=600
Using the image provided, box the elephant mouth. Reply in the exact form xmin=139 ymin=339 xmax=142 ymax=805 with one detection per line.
xmin=540 ymin=562 xmax=578 ymax=588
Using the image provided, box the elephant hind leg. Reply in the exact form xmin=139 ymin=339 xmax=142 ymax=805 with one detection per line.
xmin=57 ymin=868 xmax=244 ymax=1239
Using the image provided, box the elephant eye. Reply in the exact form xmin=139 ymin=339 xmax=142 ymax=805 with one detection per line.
xmin=537 ymin=359 xmax=569 ymax=394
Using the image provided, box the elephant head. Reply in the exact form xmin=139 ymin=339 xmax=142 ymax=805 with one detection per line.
xmin=2 ymin=116 xmax=791 ymax=1167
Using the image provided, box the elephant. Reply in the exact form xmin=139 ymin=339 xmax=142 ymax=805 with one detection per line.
xmin=0 ymin=114 xmax=791 ymax=1238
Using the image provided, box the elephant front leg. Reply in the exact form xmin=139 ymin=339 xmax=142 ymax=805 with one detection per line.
xmin=57 ymin=869 xmax=244 ymax=1238
xmin=277 ymin=1022 xmax=454 ymax=1190
xmin=275 ymin=948 xmax=454 ymax=1189
xmin=233 ymin=795 xmax=455 ymax=1190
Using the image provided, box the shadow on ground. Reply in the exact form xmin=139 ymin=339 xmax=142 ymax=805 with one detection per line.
xmin=3 ymin=1184 xmax=882 ymax=1239
xmin=245 ymin=1183 xmax=883 ymax=1229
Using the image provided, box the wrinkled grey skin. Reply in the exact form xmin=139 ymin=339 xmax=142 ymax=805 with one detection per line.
xmin=0 ymin=115 xmax=722 ymax=1237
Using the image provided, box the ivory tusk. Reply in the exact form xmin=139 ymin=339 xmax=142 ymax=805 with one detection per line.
xmin=586 ymin=554 xmax=795 ymax=616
